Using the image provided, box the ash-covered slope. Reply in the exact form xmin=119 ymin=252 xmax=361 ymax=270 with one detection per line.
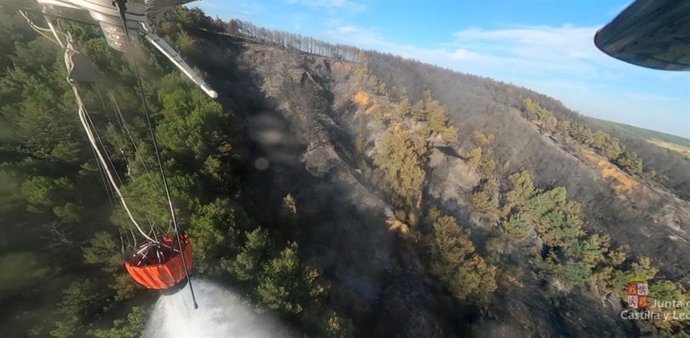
xmin=365 ymin=53 xmax=690 ymax=280
xmin=184 ymin=32 xmax=450 ymax=335
xmin=181 ymin=18 xmax=689 ymax=336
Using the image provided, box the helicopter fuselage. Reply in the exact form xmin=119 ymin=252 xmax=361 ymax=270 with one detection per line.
xmin=5 ymin=0 xmax=193 ymax=51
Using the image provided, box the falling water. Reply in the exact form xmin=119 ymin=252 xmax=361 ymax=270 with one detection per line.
xmin=144 ymin=279 xmax=286 ymax=337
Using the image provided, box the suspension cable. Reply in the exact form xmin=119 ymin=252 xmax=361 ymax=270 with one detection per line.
xmin=44 ymin=17 xmax=65 ymax=49
xmin=83 ymin=95 xmax=125 ymax=188
xmin=86 ymin=91 xmax=165 ymax=233
xmin=106 ymin=89 xmax=155 ymax=178
xmin=18 ymin=11 xmax=64 ymax=48
xmin=94 ymin=86 xmax=128 ymax=160
xmin=91 ymin=145 xmax=116 ymax=208
xmin=96 ymin=85 xmax=159 ymax=233
xmin=64 ymin=37 xmax=157 ymax=244
xmin=133 ymin=60 xmax=198 ymax=309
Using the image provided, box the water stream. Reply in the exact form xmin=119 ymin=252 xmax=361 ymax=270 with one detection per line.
xmin=144 ymin=279 xmax=285 ymax=337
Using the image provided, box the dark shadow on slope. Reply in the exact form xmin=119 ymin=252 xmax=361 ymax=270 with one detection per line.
xmin=185 ymin=30 xmax=457 ymax=337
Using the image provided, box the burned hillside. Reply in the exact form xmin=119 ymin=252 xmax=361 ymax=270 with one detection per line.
xmin=175 ymin=13 xmax=690 ymax=336
xmin=1 ymin=6 xmax=688 ymax=337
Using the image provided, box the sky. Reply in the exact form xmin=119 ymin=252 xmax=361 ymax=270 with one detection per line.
xmin=191 ymin=0 xmax=690 ymax=138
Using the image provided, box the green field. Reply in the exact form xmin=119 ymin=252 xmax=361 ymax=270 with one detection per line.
xmin=588 ymin=117 xmax=690 ymax=148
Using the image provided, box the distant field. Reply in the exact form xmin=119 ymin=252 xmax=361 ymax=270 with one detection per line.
xmin=589 ymin=117 xmax=690 ymax=148
xmin=648 ymin=139 xmax=690 ymax=157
